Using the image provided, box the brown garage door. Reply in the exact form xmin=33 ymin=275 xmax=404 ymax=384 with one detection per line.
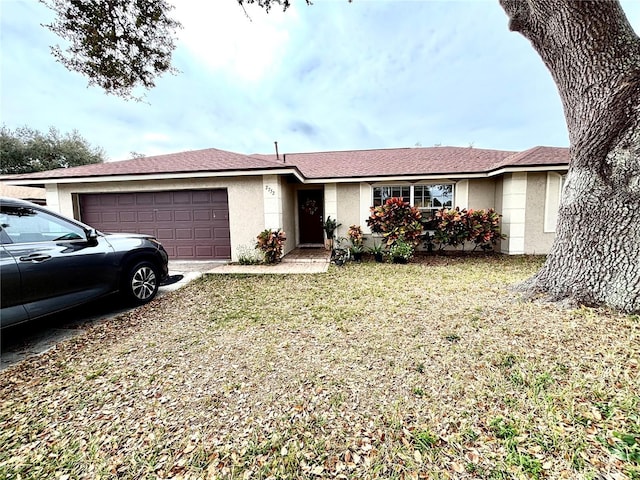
xmin=79 ymin=190 xmax=231 ymax=260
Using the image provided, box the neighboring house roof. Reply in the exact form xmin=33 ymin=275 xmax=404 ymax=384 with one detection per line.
xmin=5 ymin=145 xmax=569 ymax=185
xmin=0 ymin=183 xmax=46 ymax=204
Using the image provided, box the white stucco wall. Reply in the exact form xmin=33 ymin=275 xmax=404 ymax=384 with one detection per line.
xmin=501 ymin=173 xmax=528 ymax=254
xmin=336 ymin=183 xmax=362 ymax=239
xmin=544 ymin=172 xmax=563 ymax=233
xmin=455 ymin=180 xmax=469 ymax=209
xmin=467 ymin=179 xmax=496 ymax=210
xmin=359 ymin=183 xmax=372 ymax=235
xmin=524 ymin=172 xmax=557 ymax=255
xmin=280 ymin=179 xmax=296 ymax=255
xmin=324 ymin=183 xmax=337 ymax=223
xmin=499 ymin=172 xmax=561 ymax=255
xmin=263 ymin=175 xmax=283 ymax=231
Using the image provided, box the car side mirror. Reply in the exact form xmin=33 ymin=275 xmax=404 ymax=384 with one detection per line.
xmin=85 ymin=228 xmax=99 ymax=246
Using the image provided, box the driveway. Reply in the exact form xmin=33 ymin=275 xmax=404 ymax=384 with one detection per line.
xmin=0 ymin=261 xmax=222 ymax=371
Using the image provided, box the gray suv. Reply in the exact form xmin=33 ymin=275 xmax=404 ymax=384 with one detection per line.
xmin=0 ymin=197 xmax=169 ymax=328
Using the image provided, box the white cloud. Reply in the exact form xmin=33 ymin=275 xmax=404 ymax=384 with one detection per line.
xmin=173 ymin=2 xmax=297 ymax=83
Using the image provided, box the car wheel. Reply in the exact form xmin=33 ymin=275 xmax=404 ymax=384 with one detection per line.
xmin=123 ymin=261 xmax=159 ymax=305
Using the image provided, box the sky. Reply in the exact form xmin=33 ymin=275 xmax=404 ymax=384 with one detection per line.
xmin=1 ymin=0 xmax=639 ymax=162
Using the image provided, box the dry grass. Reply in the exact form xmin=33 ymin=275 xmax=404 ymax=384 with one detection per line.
xmin=1 ymin=255 xmax=638 ymax=479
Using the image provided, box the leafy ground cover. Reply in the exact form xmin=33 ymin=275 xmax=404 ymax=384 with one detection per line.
xmin=1 ymin=255 xmax=638 ymax=479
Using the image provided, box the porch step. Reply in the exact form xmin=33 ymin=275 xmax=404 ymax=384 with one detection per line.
xmin=281 ymin=247 xmax=331 ymax=264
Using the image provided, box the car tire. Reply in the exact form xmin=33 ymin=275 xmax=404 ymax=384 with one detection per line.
xmin=123 ymin=261 xmax=159 ymax=305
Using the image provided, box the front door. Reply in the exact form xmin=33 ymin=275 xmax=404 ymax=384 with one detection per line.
xmin=298 ymin=190 xmax=324 ymax=244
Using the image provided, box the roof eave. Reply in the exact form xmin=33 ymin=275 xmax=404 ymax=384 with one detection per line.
xmin=487 ymin=164 xmax=569 ymax=177
xmin=302 ymin=163 xmax=569 ymax=183
xmin=4 ymin=164 xmax=569 ymax=188
xmin=4 ymin=166 xmax=306 ymax=186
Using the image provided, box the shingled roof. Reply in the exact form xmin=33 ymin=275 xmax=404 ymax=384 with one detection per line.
xmin=493 ymin=146 xmax=571 ymax=170
xmin=255 ymin=145 xmax=569 ymax=179
xmin=7 ymin=145 xmax=569 ymax=182
xmin=7 ymin=147 xmax=288 ymax=180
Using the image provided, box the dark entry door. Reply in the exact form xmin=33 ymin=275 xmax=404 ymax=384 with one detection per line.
xmin=298 ymin=190 xmax=324 ymax=244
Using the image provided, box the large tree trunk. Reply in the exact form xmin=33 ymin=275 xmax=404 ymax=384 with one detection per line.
xmin=499 ymin=0 xmax=640 ymax=313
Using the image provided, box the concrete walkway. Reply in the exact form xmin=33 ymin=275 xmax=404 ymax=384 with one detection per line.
xmin=204 ymin=247 xmax=331 ymax=274
xmin=210 ymin=262 xmax=329 ymax=274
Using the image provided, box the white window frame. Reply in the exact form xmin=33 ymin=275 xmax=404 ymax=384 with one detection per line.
xmin=371 ymin=184 xmax=411 ymax=207
xmin=371 ymin=183 xmax=455 ymax=217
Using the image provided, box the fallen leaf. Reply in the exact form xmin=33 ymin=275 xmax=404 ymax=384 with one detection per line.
xmin=183 ymin=444 xmax=196 ymax=454
xmin=466 ymin=450 xmax=480 ymax=464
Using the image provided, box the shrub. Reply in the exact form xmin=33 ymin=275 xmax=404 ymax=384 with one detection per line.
xmin=366 ymin=197 xmax=422 ymax=247
xmin=368 ymin=242 xmax=384 ymax=255
xmin=347 ymin=224 xmax=365 ymax=247
xmin=368 ymin=241 xmax=385 ymax=262
xmin=428 ymin=207 xmax=506 ymax=251
xmin=389 ymin=236 xmax=414 ymax=262
xmin=236 ymin=244 xmax=264 ymax=265
xmin=323 ymin=216 xmax=341 ymax=240
xmin=467 ymin=208 xmax=506 ymax=250
xmin=256 ymin=228 xmax=287 ymax=264
xmin=431 ymin=207 xmax=468 ymax=249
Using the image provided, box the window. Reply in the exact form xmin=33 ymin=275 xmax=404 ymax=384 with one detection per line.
xmin=372 ymin=185 xmax=410 ymax=207
xmin=372 ymin=184 xmax=454 ymax=215
xmin=0 ymin=205 xmax=85 ymax=244
xmin=414 ymin=184 xmax=453 ymax=213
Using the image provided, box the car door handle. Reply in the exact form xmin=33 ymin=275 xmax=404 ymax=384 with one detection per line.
xmin=19 ymin=254 xmax=52 ymax=263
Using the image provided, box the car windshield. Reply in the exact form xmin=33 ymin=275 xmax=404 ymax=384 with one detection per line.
xmin=0 ymin=205 xmax=85 ymax=244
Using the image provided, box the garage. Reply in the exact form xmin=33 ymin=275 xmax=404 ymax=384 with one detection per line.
xmin=79 ymin=190 xmax=231 ymax=260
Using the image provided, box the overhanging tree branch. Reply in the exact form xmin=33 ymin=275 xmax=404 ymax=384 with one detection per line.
xmin=41 ymin=0 xmax=182 ymax=100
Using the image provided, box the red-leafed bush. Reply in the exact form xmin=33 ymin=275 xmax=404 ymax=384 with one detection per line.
xmin=467 ymin=208 xmax=505 ymax=250
xmin=429 ymin=207 xmax=505 ymax=251
xmin=366 ymin=197 xmax=422 ymax=246
xmin=256 ymin=228 xmax=287 ymax=264
xmin=347 ymin=224 xmax=365 ymax=247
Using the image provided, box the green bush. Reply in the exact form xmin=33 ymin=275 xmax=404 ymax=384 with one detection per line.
xmin=256 ymin=228 xmax=287 ymax=264
xmin=389 ymin=236 xmax=414 ymax=262
xmin=236 ymin=244 xmax=264 ymax=265
xmin=323 ymin=216 xmax=341 ymax=240
xmin=366 ymin=197 xmax=422 ymax=247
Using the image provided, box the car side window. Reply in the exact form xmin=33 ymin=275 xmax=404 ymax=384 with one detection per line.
xmin=0 ymin=205 xmax=85 ymax=244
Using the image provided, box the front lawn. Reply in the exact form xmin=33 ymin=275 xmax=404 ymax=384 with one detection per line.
xmin=1 ymin=256 xmax=638 ymax=479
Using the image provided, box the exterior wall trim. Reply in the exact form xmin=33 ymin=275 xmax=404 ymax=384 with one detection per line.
xmin=501 ymin=172 xmax=528 ymax=255
xmin=544 ymin=172 xmax=564 ymax=233
xmin=303 ymin=174 xmax=485 ymax=184
xmin=6 ymin=166 xmax=568 ymax=188
xmin=488 ymin=165 xmax=568 ymax=177
xmin=7 ymin=168 xmax=305 ymax=186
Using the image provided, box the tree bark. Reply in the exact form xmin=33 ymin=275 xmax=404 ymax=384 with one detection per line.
xmin=499 ymin=0 xmax=640 ymax=313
